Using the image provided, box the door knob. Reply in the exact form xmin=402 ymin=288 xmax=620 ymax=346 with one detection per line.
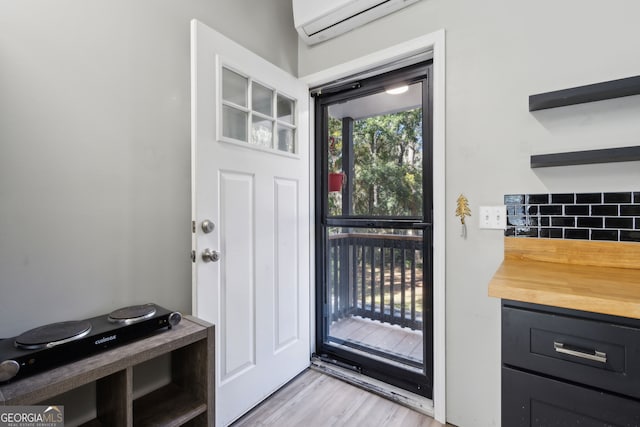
xmin=202 ymin=248 xmax=220 ymax=262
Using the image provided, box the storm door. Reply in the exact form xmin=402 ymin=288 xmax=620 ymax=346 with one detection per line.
xmin=315 ymin=62 xmax=434 ymax=397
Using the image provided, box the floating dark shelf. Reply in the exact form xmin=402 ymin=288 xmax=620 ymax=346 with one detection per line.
xmin=530 ymin=146 xmax=640 ymax=168
xmin=529 ymin=75 xmax=640 ymax=111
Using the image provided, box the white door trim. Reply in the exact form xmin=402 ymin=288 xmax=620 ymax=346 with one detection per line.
xmin=300 ymin=29 xmax=446 ymax=424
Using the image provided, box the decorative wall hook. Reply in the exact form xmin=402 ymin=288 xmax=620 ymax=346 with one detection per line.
xmin=455 ymin=194 xmax=471 ymax=238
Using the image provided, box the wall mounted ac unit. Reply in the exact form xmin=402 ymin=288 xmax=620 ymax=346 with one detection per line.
xmin=293 ymin=0 xmax=421 ymax=45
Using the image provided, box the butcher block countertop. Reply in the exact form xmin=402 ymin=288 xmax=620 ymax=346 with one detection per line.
xmin=488 ymin=237 xmax=640 ymax=319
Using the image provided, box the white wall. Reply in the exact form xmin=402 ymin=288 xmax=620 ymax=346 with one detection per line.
xmin=299 ymin=1 xmax=640 ymax=425
xmin=0 ymin=0 xmax=298 ymax=338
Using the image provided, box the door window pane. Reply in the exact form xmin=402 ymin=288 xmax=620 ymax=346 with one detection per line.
xmin=326 ymin=227 xmax=424 ymax=370
xmin=222 ymin=68 xmax=248 ymax=107
xmin=251 ymin=116 xmax=273 ymax=148
xmin=277 ymin=95 xmax=294 ymax=124
xmin=327 ymin=82 xmax=423 ymax=217
xmin=277 ymin=125 xmax=294 ymax=153
xmin=223 ymin=105 xmax=248 ymax=141
xmin=220 ymin=64 xmax=297 ymax=155
xmin=252 ymin=82 xmax=273 ymax=116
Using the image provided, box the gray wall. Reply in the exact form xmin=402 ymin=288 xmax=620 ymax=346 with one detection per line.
xmin=4 ymin=0 xmax=640 ymax=425
xmin=0 ymin=0 xmax=298 ymax=338
xmin=299 ymin=1 xmax=640 ymax=425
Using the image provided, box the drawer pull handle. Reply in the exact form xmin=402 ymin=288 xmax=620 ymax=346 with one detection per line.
xmin=553 ymin=341 xmax=607 ymax=363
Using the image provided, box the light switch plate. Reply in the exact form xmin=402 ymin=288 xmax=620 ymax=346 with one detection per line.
xmin=479 ymin=205 xmax=507 ymax=230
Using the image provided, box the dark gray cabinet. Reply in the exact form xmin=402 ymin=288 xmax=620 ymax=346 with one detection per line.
xmin=503 ymin=367 xmax=640 ymax=426
xmin=501 ymin=300 xmax=640 ymax=426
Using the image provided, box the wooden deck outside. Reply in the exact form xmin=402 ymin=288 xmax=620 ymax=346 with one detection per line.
xmin=329 ymin=316 xmax=423 ymax=365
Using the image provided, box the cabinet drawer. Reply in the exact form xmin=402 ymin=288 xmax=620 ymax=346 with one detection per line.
xmin=503 ymin=367 xmax=640 ymax=427
xmin=502 ymin=304 xmax=640 ymax=398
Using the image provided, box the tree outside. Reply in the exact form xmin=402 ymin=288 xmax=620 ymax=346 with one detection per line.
xmin=328 ymin=108 xmax=423 ymax=218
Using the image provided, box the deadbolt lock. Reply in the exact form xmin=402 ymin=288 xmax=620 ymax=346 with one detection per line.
xmin=201 ymin=220 xmax=215 ymax=234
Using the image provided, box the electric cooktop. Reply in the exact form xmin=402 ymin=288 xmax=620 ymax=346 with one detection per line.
xmin=0 ymin=303 xmax=181 ymax=383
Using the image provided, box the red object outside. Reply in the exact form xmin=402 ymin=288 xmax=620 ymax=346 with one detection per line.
xmin=328 ymin=172 xmax=344 ymax=192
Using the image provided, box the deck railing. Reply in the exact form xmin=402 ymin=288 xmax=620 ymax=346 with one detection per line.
xmin=327 ymin=232 xmax=424 ymax=331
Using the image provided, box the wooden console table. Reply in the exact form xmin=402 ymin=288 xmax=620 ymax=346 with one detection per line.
xmin=0 ymin=315 xmax=214 ymax=426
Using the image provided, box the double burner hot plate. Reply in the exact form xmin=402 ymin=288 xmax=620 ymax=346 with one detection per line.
xmin=0 ymin=303 xmax=181 ymax=383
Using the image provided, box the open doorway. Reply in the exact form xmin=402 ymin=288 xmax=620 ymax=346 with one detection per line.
xmin=314 ymin=61 xmax=433 ymax=397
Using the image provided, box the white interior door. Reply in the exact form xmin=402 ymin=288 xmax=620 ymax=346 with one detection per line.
xmin=190 ymin=20 xmax=310 ymax=427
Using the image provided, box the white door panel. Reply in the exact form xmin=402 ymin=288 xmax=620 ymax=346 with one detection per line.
xmin=191 ymin=20 xmax=310 ymax=426
xmin=219 ymin=170 xmax=255 ymax=382
xmin=274 ymin=178 xmax=300 ymax=350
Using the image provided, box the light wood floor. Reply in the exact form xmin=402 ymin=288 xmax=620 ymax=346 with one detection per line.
xmin=231 ymin=369 xmax=445 ymax=427
xmin=330 ymin=316 xmax=423 ymax=364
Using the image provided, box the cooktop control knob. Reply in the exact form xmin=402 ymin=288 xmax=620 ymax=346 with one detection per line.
xmin=0 ymin=360 xmax=19 ymax=382
xmin=168 ymin=312 xmax=182 ymax=327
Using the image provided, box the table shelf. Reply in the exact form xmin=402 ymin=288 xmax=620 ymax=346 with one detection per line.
xmin=0 ymin=316 xmax=214 ymax=427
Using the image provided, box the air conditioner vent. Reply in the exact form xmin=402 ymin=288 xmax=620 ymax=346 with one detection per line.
xmin=293 ymin=0 xmax=421 ymax=45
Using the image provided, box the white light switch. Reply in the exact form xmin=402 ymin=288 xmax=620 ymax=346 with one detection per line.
xmin=479 ymin=205 xmax=507 ymax=230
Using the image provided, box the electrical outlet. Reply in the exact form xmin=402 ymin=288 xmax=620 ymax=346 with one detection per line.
xmin=479 ymin=205 xmax=507 ymax=230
